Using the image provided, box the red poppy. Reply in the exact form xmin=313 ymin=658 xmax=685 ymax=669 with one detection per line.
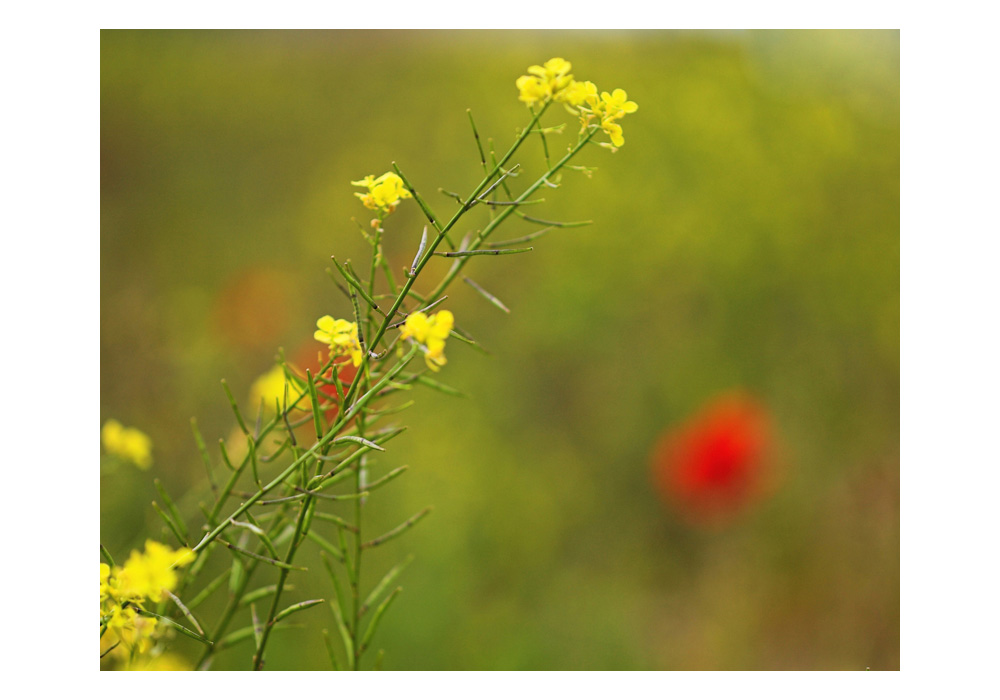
xmin=651 ymin=392 xmax=777 ymax=527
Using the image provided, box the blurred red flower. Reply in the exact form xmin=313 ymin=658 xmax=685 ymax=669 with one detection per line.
xmin=293 ymin=345 xmax=358 ymax=423
xmin=651 ymin=392 xmax=777 ymax=527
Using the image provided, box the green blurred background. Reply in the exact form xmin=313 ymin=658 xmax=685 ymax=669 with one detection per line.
xmin=100 ymin=29 xmax=899 ymax=670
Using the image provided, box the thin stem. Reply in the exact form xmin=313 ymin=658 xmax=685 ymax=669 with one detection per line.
xmin=351 ymin=411 xmax=367 ymax=669
xmin=366 ymin=225 xmax=382 ymax=343
xmin=196 ymin=507 xmax=290 ymax=670
xmin=426 ymin=127 xmax=598 ymax=302
xmin=251 ymin=495 xmax=312 ymax=669
xmin=191 ymin=347 xmax=418 ymax=558
xmin=342 ymin=102 xmax=552 ymax=407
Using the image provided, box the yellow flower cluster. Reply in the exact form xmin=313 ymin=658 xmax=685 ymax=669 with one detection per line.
xmin=400 ymin=310 xmax=454 ymax=371
xmin=100 ymin=541 xmax=194 ymax=659
xmin=352 ymin=172 xmax=412 ymax=213
xmin=315 ymin=316 xmax=363 ymax=367
xmin=101 ymin=600 xmax=159 ymax=657
xmin=515 ymin=57 xmax=638 ymax=148
xmin=516 ymin=57 xmax=575 ymax=106
xmin=101 ymin=419 xmax=153 ymax=469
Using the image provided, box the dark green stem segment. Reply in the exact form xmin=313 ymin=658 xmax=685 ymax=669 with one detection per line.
xmin=251 ymin=495 xmax=313 ymax=670
xmin=350 ymin=413 xmax=366 ymax=669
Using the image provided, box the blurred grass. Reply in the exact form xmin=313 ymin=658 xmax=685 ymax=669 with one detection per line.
xmin=101 ymin=29 xmax=899 ymax=670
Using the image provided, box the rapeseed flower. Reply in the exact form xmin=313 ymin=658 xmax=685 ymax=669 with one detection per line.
xmin=352 ymin=172 xmax=411 ymax=213
xmin=100 ymin=562 xmax=117 ymax=601
xmin=102 ymin=604 xmax=159 ymax=658
xmin=249 ymin=364 xmax=290 ymax=412
xmin=516 ymin=74 xmax=550 ymax=106
xmin=559 ymin=79 xmax=598 ymax=108
xmin=400 ymin=310 xmax=454 ymax=371
xmin=600 ymin=88 xmax=638 ymax=119
xmin=113 ymin=606 xmax=156 ymax=647
xmin=595 ymin=89 xmax=638 ymax=148
xmin=515 ymin=59 xmax=637 ymax=148
xmin=516 ymin=57 xmax=575 ymax=106
xmin=101 ymin=540 xmax=194 ymax=661
xmin=315 ymin=316 xmax=363 ymax=367
xmin=115 ymin=540 xmax=195 ymax=603
xmin=101 ymin=419 xmax=153 ymax=469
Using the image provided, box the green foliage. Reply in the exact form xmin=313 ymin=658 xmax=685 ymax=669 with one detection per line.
xmin=101 ymin=30 xmax=899 ymax=670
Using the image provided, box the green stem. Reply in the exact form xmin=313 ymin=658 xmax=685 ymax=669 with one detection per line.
xmin=195 ymin=506 xmax=290 ymax=670
xmin=251 ymin=496 xmax=313 ymax=670
xmin=366 ymin=225 xmax=382 ymax=345
xmin=425 ymin=127 xmax=598 ymax=302
xmin=166 ymin=354 xmax=336 ymax=611
xmin=341 ymin=102 xmax=552 ymax=407
xmin=351 ymin=411 xmax=367 ymax=669
xmin=190 ymin=347 xmax=418 ymax=558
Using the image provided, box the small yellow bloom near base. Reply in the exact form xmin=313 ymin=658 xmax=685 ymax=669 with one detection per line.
xmin=400 ymin=310 xmax=454 ymax=371
xmin=102 ymin=605 xmax=158 ymax=657
xmin=315 ymin=316 xmax=363 ymax=367
xmin=100 ymin=540 xmax=194 ymax=664
xmin=101 ymin=420 xmax=153 ymax=469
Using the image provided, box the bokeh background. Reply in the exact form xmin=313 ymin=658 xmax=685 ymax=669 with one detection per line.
xmin=100 ymin=29 xmax=899 ymax=670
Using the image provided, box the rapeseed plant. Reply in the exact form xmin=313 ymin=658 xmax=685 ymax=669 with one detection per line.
xmin=100 ymin=56 xmax=637 ymax=670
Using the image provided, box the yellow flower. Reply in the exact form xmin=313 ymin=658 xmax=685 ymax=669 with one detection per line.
xmin=352 ymin=172 xmax=411 ymax=212
xmin=595 ymin=88 xmax=637 ymax=147
xmin=517 ymin=57 xmax=576 ymax=106
xmin=315 ymin=315 xmax=363 ymax=367
xmin=400 ymin=310 xmax=454 ymax=371
xmin=105 ymin=603 xmax=135 ymax=631
xmin=102 ymin=604 xmax=159 ymax=658
xmin=101 ymin=541 xmax=193 ymax=662
xmin=101 ymin=420 xmax=153 ymax=469
xmin=529 ymin=57 xmax=573 ymax=92
xmin=115 ymin=540 xmax=194 ymax=604
xmin=559 ymin=79 xmax=598 ymax=108
xmin=600 ymin=88 xmax=638 ymax=119
xmin=249 ymin=365 xmax=290 ymax=412
xmin=516 ymin=75 xmax=550 ymax=105
xmin=100 ymin=562 xmax=117 ymax=602
xmin=528 ymin=57 xmax=572 ymax=79
xmin=601 ymin=120 xmax=625 ymax=148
